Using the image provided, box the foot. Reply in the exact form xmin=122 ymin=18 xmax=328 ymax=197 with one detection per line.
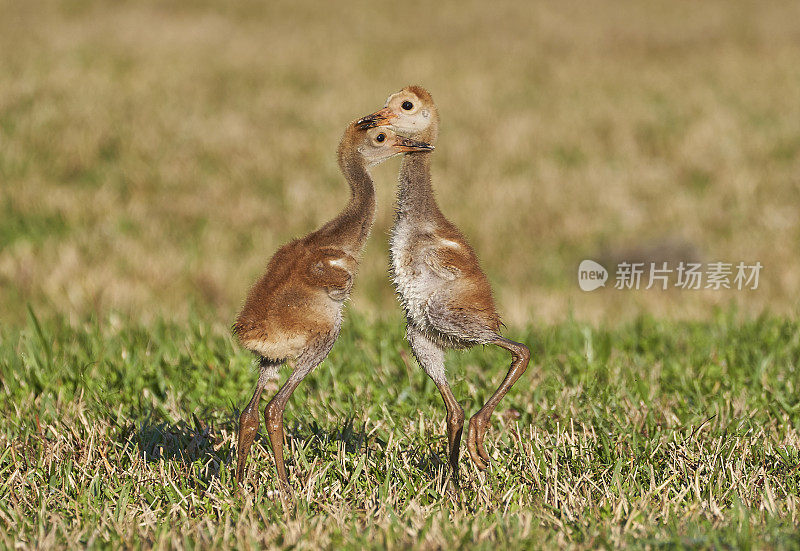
xmin=236 ymin=404 xmax=261 ymax=487
xmin=278 ymin=482 xmax=295 ymax=506
xmin=446 ymin=411 xmax=465 ymax=479
xmin=466 ymin=413 xmax=491 ymax=470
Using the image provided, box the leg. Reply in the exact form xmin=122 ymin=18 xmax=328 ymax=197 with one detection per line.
xmin=263 ymin=371 xmax=306 ymax=498
xmin=407 ymin=326 xmax=465 ymax=480
xmin=466 ymin=337 xmax=530 ymax=470
xmin=237 ymin=358 xmax=280 ymax=487
xmin=264 ymin=334 xmax=336 ymax=498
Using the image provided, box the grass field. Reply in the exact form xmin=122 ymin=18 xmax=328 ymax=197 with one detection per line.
xmin=2 ymin=0 xmax=800 ymax=548
xmin=2 ymin=311 xmax=800 ymax=548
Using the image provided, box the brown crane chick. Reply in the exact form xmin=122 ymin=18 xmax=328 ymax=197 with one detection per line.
xmin=233 ymin=122 xmax=433 ymax=497
xmin=357 ymin=86 xmax=530 ymax=478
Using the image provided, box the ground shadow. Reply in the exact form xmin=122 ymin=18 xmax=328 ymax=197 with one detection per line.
xmin=115 ymin=408 xmax=239 ymax=486
xmin=116 ymin=410 xmax=446 ymax=488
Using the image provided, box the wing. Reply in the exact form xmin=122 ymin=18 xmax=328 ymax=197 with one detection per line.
xmin=305 ymin=247 xmax=358 ymax=299
xmin=423 ymin=248 xmax=460 ymax=281
xmin=421 ymin=238 xmax=477 ymax=281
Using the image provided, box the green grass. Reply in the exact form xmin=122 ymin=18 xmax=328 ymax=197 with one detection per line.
xmin=2 ymin=310 xmax=799 ymax=548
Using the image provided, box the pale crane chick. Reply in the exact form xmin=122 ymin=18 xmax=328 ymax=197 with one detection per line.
xmin=357 ymin=86 xmax=530 ymax=477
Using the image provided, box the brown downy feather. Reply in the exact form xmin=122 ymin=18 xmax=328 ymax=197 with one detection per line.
xmin=233 ymin=122 xmax=376 ymax=361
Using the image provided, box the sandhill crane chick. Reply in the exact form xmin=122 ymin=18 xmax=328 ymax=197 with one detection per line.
xmin=233 ymin=122 xmax=433 ymax=498
xmin=357 ymin=86 xmax=530 ymax=478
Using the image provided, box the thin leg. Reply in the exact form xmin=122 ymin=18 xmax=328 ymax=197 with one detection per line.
xmin=264 ymin=344 xmax=330 ymax=499
xmin=407 ymin=327 xmax=465 ymax=480
xmin=438 ymin=382 xmax=465 ymax=480
xmin=237 ymin=358 xmax=280 ymax=487
xmin=466 ymin=337 xmax=530 ymax=470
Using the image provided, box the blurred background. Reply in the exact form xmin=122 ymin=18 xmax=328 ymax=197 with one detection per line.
xmin=1 ymin=0 xmax=798 ymax=328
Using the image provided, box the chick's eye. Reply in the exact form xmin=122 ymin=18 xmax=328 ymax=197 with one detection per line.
xmin=376 ymin=133 xmax=386 ymax=143
xmin=402 ymin=101 xmax=414 ymax=111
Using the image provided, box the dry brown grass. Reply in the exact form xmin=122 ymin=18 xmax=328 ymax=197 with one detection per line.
xmin=1 ymin=0 xmax=799 ymax=327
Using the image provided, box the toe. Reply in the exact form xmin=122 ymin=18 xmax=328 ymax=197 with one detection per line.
xmin=475 ymin=430 xmax=491 ymax=463
xmin=476 ymin=441 xmax=490 ymax=464
xmin=236 ymin=458 xmax=246 ymax=486
xmin=467 ymin=444 xmax=487 ymax=470
xmin=466 ymin=420 xmax=488 ymax=470
xmin=468 ymin=414 xmax=492 ymax=465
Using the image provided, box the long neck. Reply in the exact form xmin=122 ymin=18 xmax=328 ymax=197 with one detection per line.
xmin=396 ymin=122 xmax=442 ymax=224
xmin=397 ymin=152 xmax=441 ymax=223
xmin=317 ymin=152 xmax=376 ymax=250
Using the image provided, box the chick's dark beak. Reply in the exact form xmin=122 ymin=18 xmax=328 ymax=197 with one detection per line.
xmin=356 ymin=107 xmax=397 ymax=130
xmin=395 ymin=135 xmax=434 ymax=153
